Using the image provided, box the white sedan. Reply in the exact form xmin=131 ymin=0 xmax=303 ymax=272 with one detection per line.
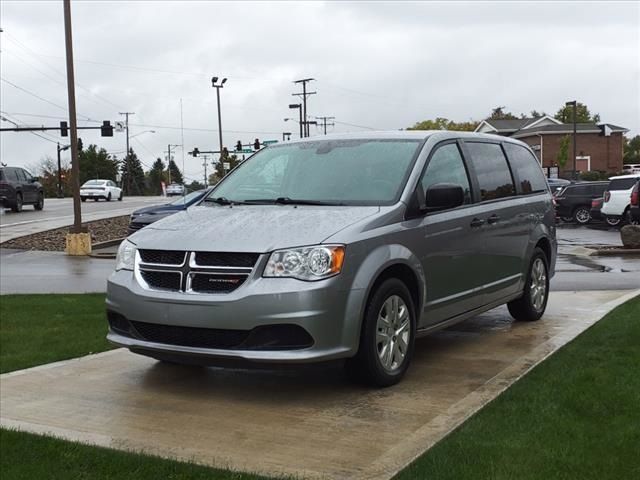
xmin=80 ymin=179 xmax=123 ymax=202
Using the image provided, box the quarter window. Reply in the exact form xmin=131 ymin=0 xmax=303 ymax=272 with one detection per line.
xmin=420 ymin=143 xmax=472 ymax=205
xmin=503 ymin=143 xmax=548 ymax=194
xmin=466 ymin=142 xmax=516 ymax=201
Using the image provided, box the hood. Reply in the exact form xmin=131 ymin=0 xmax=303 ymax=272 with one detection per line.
xmin=131 ymin=203 xmax=174 ymax=216
xmin=129 ymin=204 xmax=380 ymax=252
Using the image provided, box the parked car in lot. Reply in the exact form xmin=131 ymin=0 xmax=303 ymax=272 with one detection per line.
xmin=166 ymin=183 xmax=185 ymax=196
xmin=0 ymin=166 xmax=44 ymax=212
xmin=547 ymin=177 xmax=571 ymax=195
xmin=108 ymin=132 xmax=556 ymax=387
xmin=554 ymin=181 xmax=609 ymax=224
xmin=629 ymin=180 xmax=639 ymax=224
xmin=590 ymin=197 xmax=604 ymax=222
xmin=622 ymin=164 xmax=640 ymax=175
xmin=601 ymin=174 xmax=640 ymax=227
xmin=80 ymin=179 xmax=123 ymax=202
xmin=128 ymin=188 xmax=211 ymax=235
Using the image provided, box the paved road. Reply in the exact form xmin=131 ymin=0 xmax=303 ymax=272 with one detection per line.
xmin=0 ymin=196 xmax=166 ymax=243
xmin=2 ymin=224 xmax=639 ymax=295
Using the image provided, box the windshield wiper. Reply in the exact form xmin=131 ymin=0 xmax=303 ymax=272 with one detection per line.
xmin=243 ymin=197 xmax=346 ymax=206
xmin=204 ymin=196 xmax=237 ymax=205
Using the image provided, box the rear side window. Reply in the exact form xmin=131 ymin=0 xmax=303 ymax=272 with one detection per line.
xmin=609 ymin=178 xmax=639 ymax=190
xmin=569 ymin=185 xmax=590 ymax=196
xmin=592 ymin=184 xmax=608 ymax=196
xmin=503 ymin=143 xmax=548 ymax=194
xmin=465 ymin=142 xmax=515 ymax=201
xmin=16 ymin=169 xmax=28 ymax=182
xmin=421 ymin=143 xmax=472 ymax=205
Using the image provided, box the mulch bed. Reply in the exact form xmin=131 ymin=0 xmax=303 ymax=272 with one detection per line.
xmin=0 ymin=215 xmax=130 ymax=252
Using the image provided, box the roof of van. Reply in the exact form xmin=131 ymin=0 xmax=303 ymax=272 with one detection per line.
xmin=609 ymin=174 xmax=640 ymax=180
xmin=282 ymin=130 xmax=527 ymax=144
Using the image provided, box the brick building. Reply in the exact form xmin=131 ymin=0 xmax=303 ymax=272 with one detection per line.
xmin=475 ymin=116 xmax=628 ymax=176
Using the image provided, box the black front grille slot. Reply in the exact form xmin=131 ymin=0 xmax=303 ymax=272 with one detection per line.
xmin=190 ymin=274 xmax=247 ymax=293
xmin=130 ymin=321 xmax=249 ymax=349
xmin=140 ymin=270 xmax=181 ymax=291
xmin=139 ymin=249 xmax=186 ymax=265
xmin=194 ymin=252 xmax=259 ymax=268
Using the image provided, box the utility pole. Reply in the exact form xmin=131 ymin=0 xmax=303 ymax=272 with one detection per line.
xmin=565 ymin=100 xmax=577 ymax=180
xmin=119 ymin=111 xmax=134 ymax=194
xmin=166 ymin=144 xmax=180 ymax=184
xmin=62 ymin=0 xmax=82 ymax=235
xmin=292 ymin=78 xmax=316 ymax=137
xmin=315 ymin=116 xmax=335 ymax=135
xmin=211 ymin=77 xmax=227 ymax=162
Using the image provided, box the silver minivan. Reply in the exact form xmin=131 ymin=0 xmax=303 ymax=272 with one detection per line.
xmin=107 ymin=131 xmax=556 ymax=386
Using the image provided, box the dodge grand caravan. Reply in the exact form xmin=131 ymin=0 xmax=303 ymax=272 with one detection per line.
xmin=107 ymin=131 xmax=556 ymax=387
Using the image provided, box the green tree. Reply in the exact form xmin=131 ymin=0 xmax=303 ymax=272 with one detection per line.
xmin=146 ymin=158 xmax=166 ymax=195
xmin=408 ymin=117 xmax=478 ymax=131
xmin=554 ymin=102 xmax=600 ymax=124
xmin=78 ymin=144 xmax=119 ymax=185
xmin=121 ymin=148 xmax=146 ymax=196
xmin=167 ymin=159 xmax=183 ymax=185
xmin=623 ymin=135 xmax=640 ymax=164
xmin=186 ymin=180 xmax=205 ymax=192
xmin=213 ymin=153 xmax=240 ymax=183
xmin=557 ymin=135 xmax=570 ymax=170
xmin=529 ymin=110 xmax=547 ymax=119
xmin=489 ymin=106 xmax=518 ymax=120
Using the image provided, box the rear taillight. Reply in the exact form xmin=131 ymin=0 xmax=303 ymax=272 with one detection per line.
xmin=631 ymin=189 xmax=639 ymax=207
xmin=604 ymin=191 xmax=611 ymax=202
xmin=591 ymin=199 xmax=599 ymax=208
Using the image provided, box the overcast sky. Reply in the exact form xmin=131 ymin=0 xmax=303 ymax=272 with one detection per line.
xmin=1 ymin=0 xmax=638 ymax=183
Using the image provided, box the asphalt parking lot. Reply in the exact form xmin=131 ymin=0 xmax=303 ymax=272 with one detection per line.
xmin=1 ymin=289 xmax=635 ymax=480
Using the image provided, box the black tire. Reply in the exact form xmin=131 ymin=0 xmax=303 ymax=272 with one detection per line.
xmin=605 ymin=215 xmax=622 ymax=228
xmin=560 ymin=216 xmax=574 ymax=223
xmin=81 ymin=197 xmax=86 ymax=202
xmin=107 ymin=192 xmax=112 ymax=202
xmin=11 ymin=193 xmax=23 ymax=213
xmin=93 ymin=197 xmax=99 ymax=202
xmin=118 ymin=191 xmax=123 ymax=201
xmin=345 ymin=278 xmax=416 ymax=387
xmin=34 ymin=192 xmax=44 ymax=210
xmin=508 ymin=247 xmax=549 ymax=322
xmin=573 ymin=206 xmax=591 ymax=225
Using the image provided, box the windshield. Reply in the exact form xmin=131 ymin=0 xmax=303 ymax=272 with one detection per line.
xmin=206 ymin=139 xmax=421 ymax=205
xmin=169 ymin=190 xmax=204 ymax=205
xmin=82 ymin=180 xmax=105 ymax=186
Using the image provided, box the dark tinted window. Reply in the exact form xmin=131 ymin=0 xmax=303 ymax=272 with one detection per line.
xmin=421 ymin=143 xmax=472 ymax=205
xmin=2 ymin=168 xmax=17 ymax=181
xmin=503 ymin=143 xmax=548 ymax=194
xmin=16 ymin=169 xmax=28 ymax=182
xmin=609 ymin=177 xmax=640 ymax=190
xmin=466 ymin=142 xmax=515 ymax=201
xmin=592 ymin=184 xmax=608 ymax=196
xmin=568 ymin=185 xmax=590 ymax=195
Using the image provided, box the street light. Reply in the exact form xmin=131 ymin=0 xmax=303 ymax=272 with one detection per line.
xmin=212 ymin=76 xmax=227 ymax=161
xmin=129 ymin=130 xmax=155 ymax=140
xmin=288 ymin=104 xmax=303 ymax=138
xmin=565 ymin=100 xmax=577 ymax=180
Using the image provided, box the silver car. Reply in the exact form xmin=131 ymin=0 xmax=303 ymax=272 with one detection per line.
xmin=108 ymin=131 xmax=556 ymax=386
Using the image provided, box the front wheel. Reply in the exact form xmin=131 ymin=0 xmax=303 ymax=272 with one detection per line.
xmin=107 ymin=192 xmax=112 ymax=202
xmin=118 ymin=191 xmax=123 ymax=201
xmin=11 ymin=193 xmax=23 ymax=213
xmin=573 ymin=206 xmax=591 ymax=225
xmin=508 ymin=248 xmax=549 ymax=322
xmin=345 ymin=278 xmax=416 ymax=387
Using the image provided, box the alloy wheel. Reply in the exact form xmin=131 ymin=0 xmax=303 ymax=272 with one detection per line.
xmin=530 ymin=258 xmax=547 ymax=311
xmin=575 ymin=208 xmax=590 ymax=224
xmin=376 ymin=295 xmax=411 ymax=372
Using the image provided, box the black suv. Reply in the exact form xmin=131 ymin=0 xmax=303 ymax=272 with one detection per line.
xmin=0 ymin=166 xmax=45 ymax=212
xmin=554 ymin=181 xmax=608 ymax=224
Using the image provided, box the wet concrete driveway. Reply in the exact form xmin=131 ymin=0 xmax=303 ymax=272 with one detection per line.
xmin=1 ymin=289 xmax=636 ymax=480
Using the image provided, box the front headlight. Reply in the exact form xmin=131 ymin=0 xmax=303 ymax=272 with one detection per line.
xmin=115 ymin=240 xmax=136 ymax=271
xmin=264 ymin=245 xmax=345 ymax=281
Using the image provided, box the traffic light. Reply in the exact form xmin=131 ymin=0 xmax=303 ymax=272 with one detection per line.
xmin=60 ymin=121 xmax=68 ymax=137
xmin=235 ymin=140 xmax=242 ymax=152
xmin=253 ymin=138 xmax=261 ymax=150
xmin=192 ymin=148 xmax=200 ymax=157
xmin=100 ymin=120 xmax=113 ymax=137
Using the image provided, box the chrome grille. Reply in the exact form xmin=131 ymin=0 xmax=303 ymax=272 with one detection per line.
xmin=136 ymin=249 xmax=258 ymax=294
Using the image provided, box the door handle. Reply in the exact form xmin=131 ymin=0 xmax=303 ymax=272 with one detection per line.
xmin=470 ymin=217 xmax=485 ymax=228
xmin=487 ymin=214 xmax=500 ymax=225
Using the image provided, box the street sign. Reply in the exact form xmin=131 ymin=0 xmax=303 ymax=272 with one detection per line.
xmin=223 ymin=162 xmax=230 ymax=170
xmin=114 ymin=121 xmax=125 ymax=132
xmin=263 ymin=140 xmax=278 ymax=145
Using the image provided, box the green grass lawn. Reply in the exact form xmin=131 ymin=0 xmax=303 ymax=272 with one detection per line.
xmin=395 ymin=295 xmax=640 ymax=480
xmin=0 ymin=294 xmax=113 ymax=374
xmin=1 ymin=294 xmax=638 ymax=479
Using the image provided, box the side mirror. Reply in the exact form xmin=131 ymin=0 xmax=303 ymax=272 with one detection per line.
xmin=30 ymin=177 xmax=39 ymax=183
xmin=423 ymin=183 xmax=465 ymax=212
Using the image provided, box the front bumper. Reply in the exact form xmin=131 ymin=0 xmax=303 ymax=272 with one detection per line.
xmin=106 ymin=268 xmax=364 ymax=363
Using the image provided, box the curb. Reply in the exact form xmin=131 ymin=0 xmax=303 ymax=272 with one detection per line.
xmin=88 ymin=237 xmax=125 ymax=259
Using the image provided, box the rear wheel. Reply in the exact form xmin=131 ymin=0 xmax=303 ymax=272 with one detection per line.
xmin=118 ymin=191 xmax=123 ymax=201
xmin=34 ymin=192 xmax=44 ymax=210
xmin=573 ymin=206 xmax=591 ymax=225
xmin=11 ymin=193 xmax=23 ymax=213
xmin=605 ymin=215 xmax=622 ymax=228
xmin=345 ymin=278 xmax=415 ymax=387
xmin=107 ymin=192 xmax=112 ymax=202
xmin=81 ymin=197 xmax=87 ymax=202
xmin=508 ymin=247 xmax=549 ymax=322
xmin=94 ymin=197 xmax=99 ymax=202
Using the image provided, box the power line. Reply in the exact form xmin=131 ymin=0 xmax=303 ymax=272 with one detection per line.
xmin=333 ymin=119 xmax=379 ymax=131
